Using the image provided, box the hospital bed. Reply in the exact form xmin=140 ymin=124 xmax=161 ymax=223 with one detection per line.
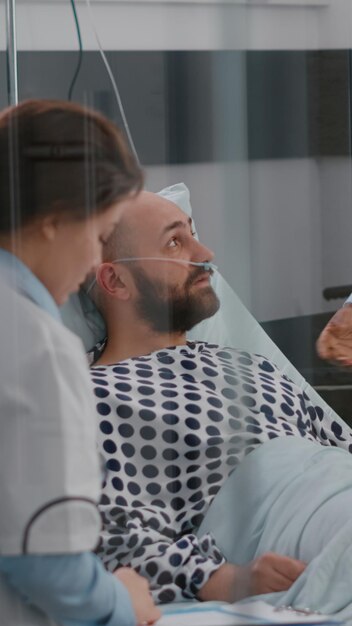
xmin=61 ymin=183 xmax=348 ymax=619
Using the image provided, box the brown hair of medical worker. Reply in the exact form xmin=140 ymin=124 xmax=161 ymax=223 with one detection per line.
xmin=0 ymin=99 xmax=143 ymax=232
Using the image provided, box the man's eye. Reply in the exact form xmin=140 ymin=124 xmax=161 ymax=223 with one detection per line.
xmin=168 ymin=238 xmax=179 ymax=248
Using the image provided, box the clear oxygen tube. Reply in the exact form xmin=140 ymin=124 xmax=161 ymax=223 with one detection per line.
xmin=85 ymin=258 xmax=218 ymax=294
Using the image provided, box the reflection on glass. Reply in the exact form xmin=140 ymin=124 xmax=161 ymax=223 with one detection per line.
xmin=3 ymin=1 xmax=352 ymax=621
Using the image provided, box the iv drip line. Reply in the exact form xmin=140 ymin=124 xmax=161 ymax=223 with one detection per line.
xmin=85 ymin=0 xmax=140 ymax=165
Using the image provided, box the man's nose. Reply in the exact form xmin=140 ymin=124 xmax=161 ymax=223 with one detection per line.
xmin=193 ymin=239 xmax=215 ymax=263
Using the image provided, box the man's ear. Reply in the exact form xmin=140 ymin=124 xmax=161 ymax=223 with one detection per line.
xmin=96 ymin=263 xmax=131 ymax=300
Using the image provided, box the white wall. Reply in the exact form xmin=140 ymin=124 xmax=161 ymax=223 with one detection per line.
xmin=249 ymin=158 xmax=324 ymax=320
xmin=0 ymin=0 xmax=351 ymax=52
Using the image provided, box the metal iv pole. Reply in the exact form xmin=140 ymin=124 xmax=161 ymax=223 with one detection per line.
xmin=6 ymin=0 xmax=18 ymax=105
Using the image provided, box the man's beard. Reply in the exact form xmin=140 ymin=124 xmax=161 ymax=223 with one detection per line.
xmin=131 ymin=264 xmax=220 ymax=333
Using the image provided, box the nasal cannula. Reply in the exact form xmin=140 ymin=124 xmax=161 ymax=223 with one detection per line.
xmin=86 ymin=258 xmax=217 ymax=294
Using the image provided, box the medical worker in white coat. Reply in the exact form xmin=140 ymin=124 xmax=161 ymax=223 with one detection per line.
xmin=0 ymin=99 xmax=160 ymax=626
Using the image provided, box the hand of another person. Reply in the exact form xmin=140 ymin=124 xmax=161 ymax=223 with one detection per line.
xmin=197 ymin=554 xmax=306 ymax=603
xmin=316 ymin=304 xmax=352 ymax=366
xmin=114 ymin=567 xmax=161 ymax=625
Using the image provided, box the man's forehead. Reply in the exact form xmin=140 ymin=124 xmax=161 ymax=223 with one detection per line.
xmin=122 ymin=190 xmax=187 ymax=229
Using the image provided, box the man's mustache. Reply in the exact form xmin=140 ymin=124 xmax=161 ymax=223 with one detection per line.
xmin=186 ymin=266 xmax=214 ymax=288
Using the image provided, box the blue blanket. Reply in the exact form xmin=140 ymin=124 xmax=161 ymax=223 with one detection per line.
xmin=198 ymin=437 xmax=352 ymax=622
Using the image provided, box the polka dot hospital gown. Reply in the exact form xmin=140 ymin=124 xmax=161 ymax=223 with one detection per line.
xmin=91 ymin=342 xmax=352 ymax=604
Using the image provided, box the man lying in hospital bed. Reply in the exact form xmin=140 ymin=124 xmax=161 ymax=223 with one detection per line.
xmin=62 ymin=184 xmax=352 ymax=619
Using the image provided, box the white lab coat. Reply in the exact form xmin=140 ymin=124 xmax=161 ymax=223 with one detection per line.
xmin=0 ymin=277 xmax=102 ymax=624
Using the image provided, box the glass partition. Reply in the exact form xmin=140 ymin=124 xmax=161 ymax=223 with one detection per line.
xmin=3 ymin=0 xmax=352 ymax=619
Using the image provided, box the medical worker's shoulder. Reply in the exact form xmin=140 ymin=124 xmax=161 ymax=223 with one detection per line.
xmin=1 ymin=278 xmax=86 ymax=359
xmin=0 ymin=277 xmax=93 ymax=416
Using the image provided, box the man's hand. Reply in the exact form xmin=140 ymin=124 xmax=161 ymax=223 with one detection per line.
xmin=197 ymin=554 xmax=306 ymax=603
xmin=114 ymin=567 xmax=161 ymax=625
xmin=317 ymin=304 xmax=352 ymax=366
xmin=238 ymin=553 xmax=306 ymax=599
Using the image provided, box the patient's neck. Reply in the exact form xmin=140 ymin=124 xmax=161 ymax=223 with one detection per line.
xmin=94 ymin=315 xmax=187 ymax=365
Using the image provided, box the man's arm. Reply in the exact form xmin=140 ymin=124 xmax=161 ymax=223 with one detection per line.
xmin=0 ymin=552 xmax=160 ymax=626
xmin=97 ymin=509 xmax=305 ymax=604
xmin=98 ymin=517 xmax=226 ymax=603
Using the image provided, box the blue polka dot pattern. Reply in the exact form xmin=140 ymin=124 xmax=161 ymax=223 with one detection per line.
xmin=91 ymin=342 xmax=351 ymax=605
